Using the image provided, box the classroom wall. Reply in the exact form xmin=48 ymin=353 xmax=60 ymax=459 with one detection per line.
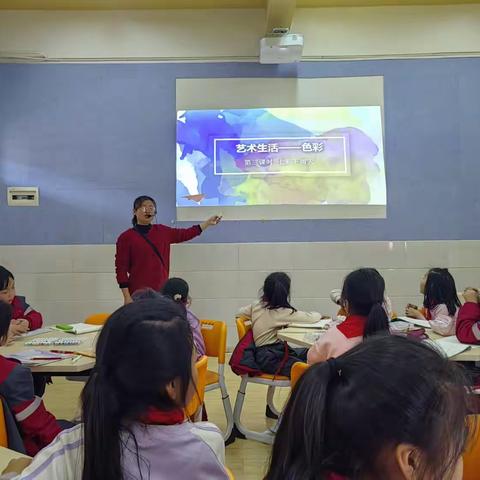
xmin=1 ymin=5 xmax=479 ymax=346
xmin=1 ymin=240 xmax=479 ymax=346
xmin=0 ymin=5 xmax=480 ymax=60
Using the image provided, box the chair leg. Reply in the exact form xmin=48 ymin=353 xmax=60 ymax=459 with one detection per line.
xmin=266 ymin=385 xmax=281 ymax=419
xmin=219 ymin=377 xmax=234 ymax=444
xmin=233 ymin=377 xmax=275 ymax=445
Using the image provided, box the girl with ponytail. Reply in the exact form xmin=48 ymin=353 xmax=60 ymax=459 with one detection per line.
xmin=308 ymin=268 xmax=390 ymax=364
xmin=237 ymin=272 xmax=322 ymax=377
xmin=7 ymin=298 xmax=228 ymax=480
xmin=266 ymin=335 xmax=472 ymax=480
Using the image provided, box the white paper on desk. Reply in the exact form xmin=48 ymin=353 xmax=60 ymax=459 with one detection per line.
xmin=5 ymin=350 xmax=71 ymax=366
xmin=426 ymin=336 xmax=472 ymax=358
xmin=397 ymin=316 xmax=431 ymax=329
xmin=291 ymin=319 xmax=332 ymax=329
xmin=304 ymin=332 xmax=325 ymax=344
xmin=19 ymin=327 xmax=54 ymax=338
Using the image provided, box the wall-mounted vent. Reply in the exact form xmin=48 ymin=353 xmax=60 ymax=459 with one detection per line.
xmin=7 ymin=187 xmax=39 ymax=207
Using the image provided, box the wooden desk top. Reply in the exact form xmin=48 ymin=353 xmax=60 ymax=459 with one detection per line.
xmin=277 ymin=327 xmax=480 ymax=362
xmin=0 ymin=446 xmax=30 ymax=473
xmin=0 ymin=329 xmax=97 ymax=374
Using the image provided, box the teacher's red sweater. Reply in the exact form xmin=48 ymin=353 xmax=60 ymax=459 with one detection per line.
xmin=115 ymin=224 xmax=202 ymax=294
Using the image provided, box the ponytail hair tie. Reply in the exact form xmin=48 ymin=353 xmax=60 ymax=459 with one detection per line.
xmin=173 ymin=294 xmax=182 ymax=302
xmin=327 ymin=357 xmax=342 ymax=378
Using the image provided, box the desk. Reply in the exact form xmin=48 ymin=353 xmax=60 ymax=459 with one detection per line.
xmin=277 ymin=327 xmax=480 ymax=362
xmin=0 ymin=330 xmax=97 ymax=374
xmin=0 ymin=446 xmax=30 ymax=472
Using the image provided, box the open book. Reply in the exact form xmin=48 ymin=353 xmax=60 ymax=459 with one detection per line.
xmin=396 ymin=316 xmax=431 ymax=329
xmin=6 ymin=349 xmax=71 ymax=366
xmin=427 ymin=336 xmax=473 ymax=358
xmin=289 ymin=319 xmax=332 ymax=330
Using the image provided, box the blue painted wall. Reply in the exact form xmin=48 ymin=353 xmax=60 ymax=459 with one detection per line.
xmin=0 ymin=59 xmax=478 ymax=245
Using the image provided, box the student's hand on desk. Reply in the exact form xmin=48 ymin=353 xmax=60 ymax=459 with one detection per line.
xmin=2 ymin=457 xmax=32 ymax=474
xmin=9 ymin=321 xmax=29 ymax=337
xmin=405 ymin=306 xmax=424 ymax=319
xmin=463 ymin=288 xmax=480 ymax=304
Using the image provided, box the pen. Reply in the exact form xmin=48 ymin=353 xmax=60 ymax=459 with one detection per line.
xmin=32 ymin=357 xmax=63 ymax=361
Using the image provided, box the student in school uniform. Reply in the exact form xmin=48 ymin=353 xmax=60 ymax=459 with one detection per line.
xmin=238 ymin=272 xmax=322 ymax=377
xmin=0 ymin=267 xmax=43 ymax=337
xmin=115 ymin=195 xmax=221 ymax=305
xmin=161 ymin=278 xmax=206 ymax=359
xmin=405 ymin=268 xmax=461 ymax=336
xmin=2 ymin=297 xmax=228 ymax=480
xmin=265 ymin=335 xmax=470 ymax=480
xmin=307 ymin=268 xmax=390 ymax=365
xmin=456 ymin=287 xmax=480 ymax=344
xmin=0 ymin=302 xmax=63 ymax=456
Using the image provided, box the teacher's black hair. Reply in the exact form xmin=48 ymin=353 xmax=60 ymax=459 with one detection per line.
xmin=265 ymin=335 xmax=474 ymax=480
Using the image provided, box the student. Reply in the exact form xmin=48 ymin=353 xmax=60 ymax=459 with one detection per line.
xmin=308 ymin=268 xmax=390 ymax=364
xmin=0 ymin=302 xmax=62 ymax=456
xmin=162 ymin=278 xmax=206 ymax=359
xmin=265 ymin=335 xmax=471 ymax=480
xmin=115 ymin=195 xmax=221 ymax=304
xmin=0 ymin=266 xmax=43 ymax=336
xmin=238 ymin=272 xmax=322 ymax=377
xmin=456 ymin=287 xmax=480 ymax=344
xmin=3 ymin=298 xmax=228 ymax=480
xmin=406 ymin=268 xmax=461 ymax=336
xmin=330 ymin=288 xmax=394 ymax=319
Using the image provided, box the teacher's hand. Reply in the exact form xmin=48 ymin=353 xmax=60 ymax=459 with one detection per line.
xmin=200 ymin=215 xmax=222 ymax=231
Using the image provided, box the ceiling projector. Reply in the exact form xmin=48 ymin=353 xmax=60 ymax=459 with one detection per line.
xmin=259 ymin=34 xmax=304 ymax=64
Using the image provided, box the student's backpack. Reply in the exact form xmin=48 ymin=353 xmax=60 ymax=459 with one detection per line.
xmin=229 ymin=329 xmax=262 ymax=377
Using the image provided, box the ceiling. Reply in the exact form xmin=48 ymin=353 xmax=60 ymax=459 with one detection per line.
xmin=0 ymin=0 xmax=478 ymax=9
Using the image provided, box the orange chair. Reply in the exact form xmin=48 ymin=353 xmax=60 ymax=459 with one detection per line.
xmin=185 ymin=355 xmax=208 ymax=421
xmin=232 ymin=316 xmax=290 ymax=444
xmin=84 ymin=313 xmax=110 ymax=325
xmin=225 ymin=467 xmax=235 ymax=479
xmin=0 ymin=400 xmax=8 ymax=448
xmin=290 ymin=362 xmax=309 ymax=390
xmin=463 ymin=415 xmax=480 ymax=480
xmin=200 ymin=320 xmax=234 ymax=443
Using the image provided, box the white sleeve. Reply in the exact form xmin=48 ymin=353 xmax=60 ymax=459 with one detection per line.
xmin=429 ymin=304 xmax=457 ymax=336
xmin=191 ymin=423 xmax=226 ymax=466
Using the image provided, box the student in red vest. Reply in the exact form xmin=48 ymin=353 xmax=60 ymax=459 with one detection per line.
xmin=115 ymin=195 xmax=221 ymax=305
xmin=0 ymin=302 xmax=63 ymax=456
xmin=456 ymin=287 xmax=480 ymax=344
xmin=0 ymin=267 xmax=43 ymax=338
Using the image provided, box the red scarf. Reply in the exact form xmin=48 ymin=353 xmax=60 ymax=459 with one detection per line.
xmin=337 ymin=315 xmax=367 ymax=339
xmin=140 ymin=407 xmax=185 ymax=425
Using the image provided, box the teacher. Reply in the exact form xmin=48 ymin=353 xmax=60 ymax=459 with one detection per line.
xmin=115 ymin=195 xmax=221 ymax=305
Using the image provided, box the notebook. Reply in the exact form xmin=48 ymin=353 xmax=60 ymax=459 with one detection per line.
xmin=54 ymin=323 xmax=102 ymax=335
xmin=427 ymin=336 xmax=473 ymax=359
xmin=6 ymin=349 xmax=72 ymax=366
xmin=290 ymin=319 xmax=332 ymax=329
xmin=396 ymin=316 xmax=431 ymax=329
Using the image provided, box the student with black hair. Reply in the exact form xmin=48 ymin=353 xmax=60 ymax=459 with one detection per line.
xmin=0 ymin=266 xmax=43 ymax=336
xmin=4 ymin=297 xmax=228 ymax=480
xmin=162 ymin=278 xmax=206 ymax=359
xmin=115 ymin=195 xmax=221 ymax=305
xmin=238 ymin=272 xmax=322 ymax=376
xmin=308 ymin=268 xmax=389 ymax=364
xmin=266 ymin=335 xmax=472 ymax=480
xmin=0 ymin=302 xmax=62 ymax=456
xmin=406 ymin=268 xmax=461 ymax=336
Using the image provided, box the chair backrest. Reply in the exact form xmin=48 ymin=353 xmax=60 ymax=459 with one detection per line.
xmin=290 ymin=362 xmax=310 ymax=390
xmin=225 ymin=466 xmax=235 ymax=480
xmin=84 ymin=313 xmax=110 ymax=326
xmin=185 ymin=355 xmax=208 ymax=419
xmin=235 ymin=316 xmax=252 ymax=341
xmin=464 ymin=415 xmax=480 ymax=480
xmin=0 ymin=400 xmax=8 ymax=448
xmin=200 ymin=320 xmax=227 ymax=365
